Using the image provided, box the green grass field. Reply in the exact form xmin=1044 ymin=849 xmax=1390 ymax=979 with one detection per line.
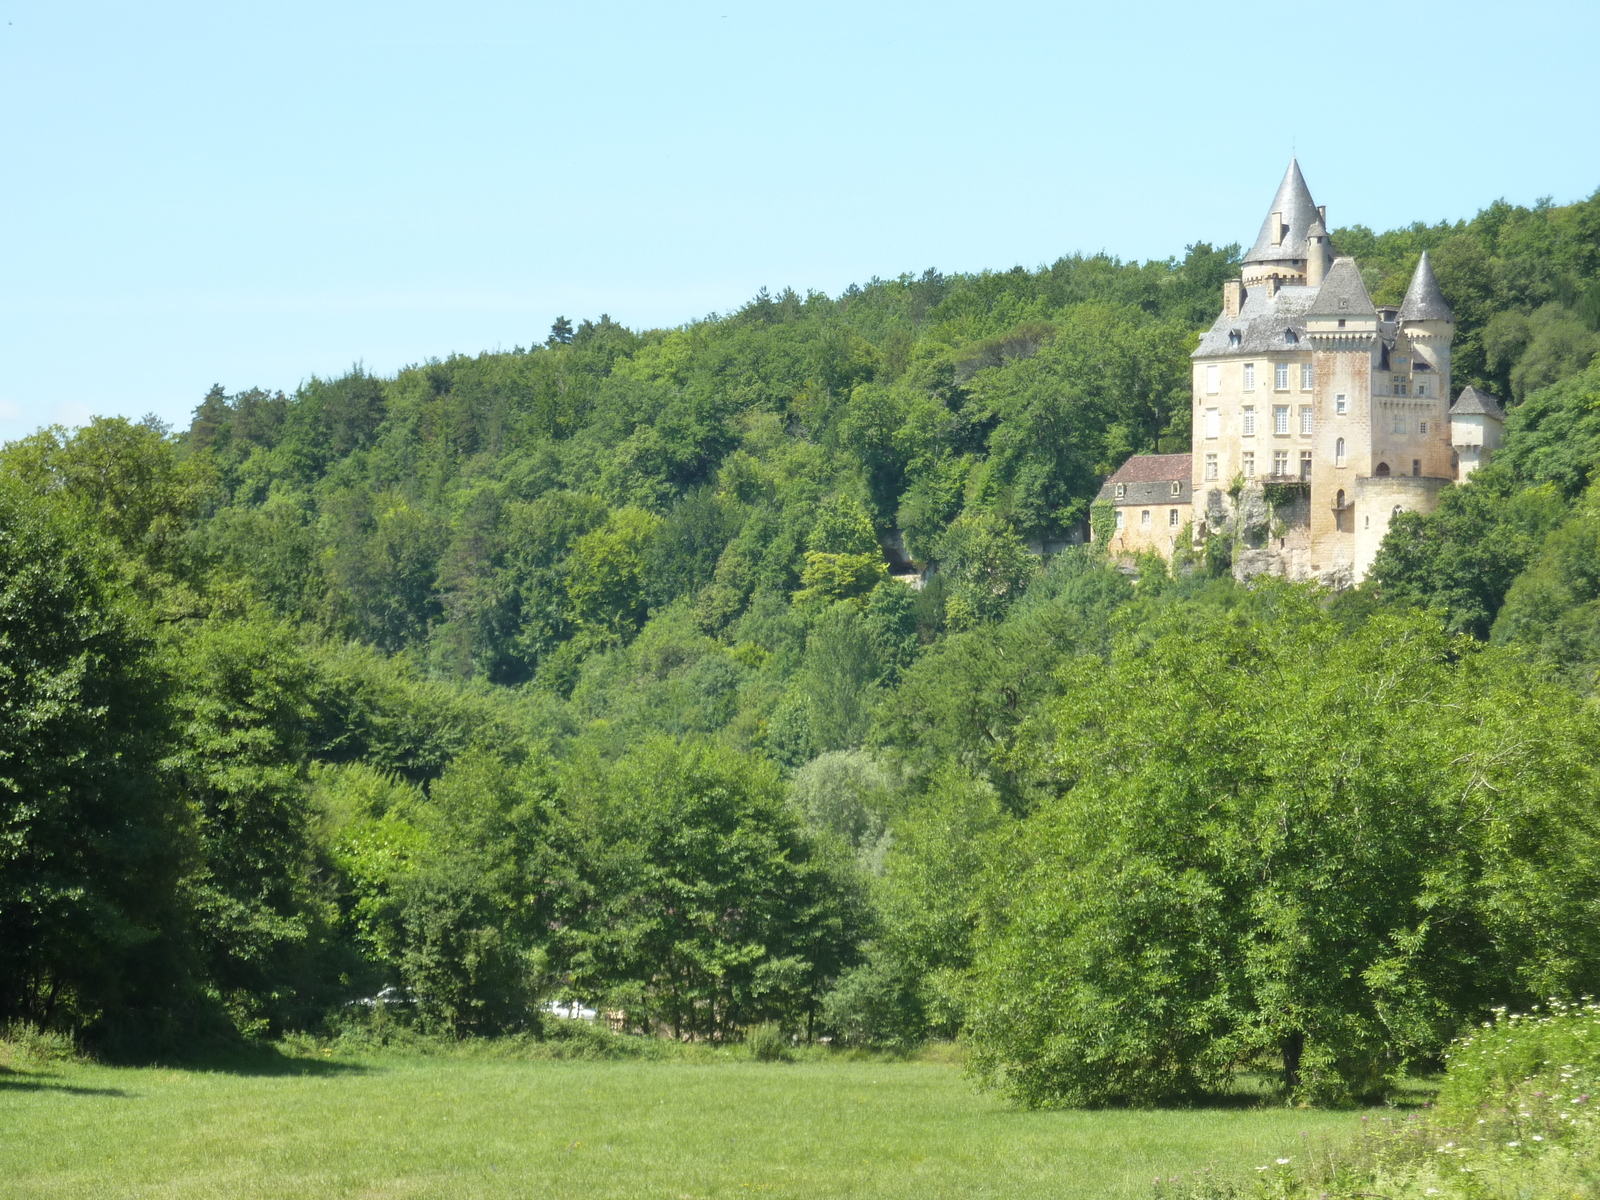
xmin=0 ymin=1050 xmax=1359 ymax=1199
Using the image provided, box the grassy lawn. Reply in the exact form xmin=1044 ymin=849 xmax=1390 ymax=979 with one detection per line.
xmin=0 ymin=1050 xmax=1359 ymax=1199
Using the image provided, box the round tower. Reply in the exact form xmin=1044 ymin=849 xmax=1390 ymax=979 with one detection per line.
xmin=1397 ymin=251 xmax=1454 ymax=400
xmin=1240 ymin=159 xmax=1322 ymax=288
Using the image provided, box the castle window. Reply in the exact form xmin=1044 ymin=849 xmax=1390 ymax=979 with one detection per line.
xmin=1412 ymin=459 xmax=1421 ymax=477
xmin=1393 ymin=505 xmax=1404 ymax=518
xmin=1274 ymin=405 xmax=1289 ymax=434
xmin=1300 ymin=451 xmax=1313 ymax=480
xmin=1419 ymin=420 xmax=1428 ymax=434
xmin=1170 ymin=480 xmax=1181 ymax=497
xmin=1337 ymin=318 xmax=1347 ymax=328
xmin=1169 ymin=508 xmax=1179 ymax=527
xmin=1229 ymin=330 xmax=1241 ymax=348
xmin=1300 ymin=406 xmax=1313 ymax=435
xmin=1375 ymin=461 xmax=1391 ymax=477
xmin=1242 ymin=405 xmax=1256 ymax=436
xmin=1335 ymin=437 xmax=1346 ymax=465
xmin=1416 ymin=382 xmax=1426 ymax=397
xmin=1116 ymin=509 xmax=1124 ymax=528
xmin=1205 ymin=453 xmax=1219 ymax=481
xmin=1392 ymin=376 xmax=1409 ymax=396
xmin=1335 ymin=393 xmax=1347 ymax=415
xmin=1243 ymin=363 xmax=1256 ymax=391
xmin=1275 ymin=363 xmax=1290 ymax=391
xmin=1273 ymin=450 xmax=1289 ymax=476
xmin=1285 ymin=329 xmax=1298 ymax=345
xmin=1115 ymin=483 xmax=1126 ymax=498
xmin=1301 ymin=363 xmax=1314 ymax=390
xmin=1206 ymin=364 xmax=1219 ymax=394
xmin=1336 ymin=488 xmax=1346 ymax=508
xmin=1393 ymin=412 xmax=1406 ymax=434
xmin=1205 ymin=408 xmax=1220 ymax=438
xmin=1242 ymin=451 xmax=1255 ymax=477
xmin=1141 ymin=509 xmax=1151 ymax=527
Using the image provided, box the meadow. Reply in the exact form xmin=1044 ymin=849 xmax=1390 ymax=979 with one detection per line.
xmin=0 ymin=1049 xmax=1360 ymax=1200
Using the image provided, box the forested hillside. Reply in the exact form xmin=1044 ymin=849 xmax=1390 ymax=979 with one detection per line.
xmin=5 ymin=187 xmax=1600 ymax=1104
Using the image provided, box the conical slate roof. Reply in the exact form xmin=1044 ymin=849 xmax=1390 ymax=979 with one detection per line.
xmin=1308 ymin=257 xmax=1376 ymax=318
xmin=1450 ymin=386 xmax=1505 ymax=418
xmin=1243 ymin=158 xmax=1322 ymax=265
xmin=1398 ymin=251 xmax=1453 ymax=322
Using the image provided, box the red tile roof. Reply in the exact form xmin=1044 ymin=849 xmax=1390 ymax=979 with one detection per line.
xmin=1104 ymin=453 xmax=1192 ymax=485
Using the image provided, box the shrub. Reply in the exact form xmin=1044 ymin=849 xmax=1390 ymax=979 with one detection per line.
xmin=820 ymin=956 xmax=926 ymax=1050
xmin=0 ymin=1021 xmax=79 ymax=1068
xmin=1160 ymin=999 xmax=1600 ymax=1199
xmin=745 ymin=1023 xmax=793 ymax=1062
xmin=1438 ymin=998 xmax=1600 ymax=1124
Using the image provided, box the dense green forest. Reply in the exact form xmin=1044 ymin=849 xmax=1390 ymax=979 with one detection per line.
xmin=5 ymin=186 xmax=1600 ymax=1105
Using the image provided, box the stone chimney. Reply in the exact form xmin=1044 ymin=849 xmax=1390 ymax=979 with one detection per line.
xmin=1223 ymin=279 xmax=1243 ymax=320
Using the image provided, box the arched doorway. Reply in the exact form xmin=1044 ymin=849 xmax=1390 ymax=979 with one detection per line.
xmin=1375 ymin=462 xmax=1391 ymax=477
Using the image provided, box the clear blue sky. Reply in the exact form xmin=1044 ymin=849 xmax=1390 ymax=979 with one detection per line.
xmin=3 ymin=0 xmax=1597 ymax=443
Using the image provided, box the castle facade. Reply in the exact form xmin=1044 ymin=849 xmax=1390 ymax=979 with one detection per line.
xmin=1100 ymin=161 xmax=1504 ymax=586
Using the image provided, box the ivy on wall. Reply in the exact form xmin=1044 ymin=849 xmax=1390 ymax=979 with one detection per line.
xmin=1089 ymin=501 xmax=1117 ymax=548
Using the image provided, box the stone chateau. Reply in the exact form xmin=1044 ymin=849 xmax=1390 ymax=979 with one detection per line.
xmin=1099 ymin=160 xmax=1505 ymax=587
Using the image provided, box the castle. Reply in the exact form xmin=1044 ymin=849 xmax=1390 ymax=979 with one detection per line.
xmin=1099 ymin=160 xmax=1504 ymax=587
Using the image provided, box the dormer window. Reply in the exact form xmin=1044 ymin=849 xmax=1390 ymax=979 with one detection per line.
xmin=1285 ymin=329 xmax=1298 ymax=345
xmin=1229 ymin=330 xmax=1242 ymax=348
xmin=1339 ymin=298 xmax=1349 ymax=310
xmin=1115 ymin=483 xmax=1126 ymax=499
xmin=1170 ymin=480 xmax=1181 ymax=497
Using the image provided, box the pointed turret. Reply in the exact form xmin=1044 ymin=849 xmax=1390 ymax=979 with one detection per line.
xmin=1242 ymin=158 xmax=1322 ymax=284
xmin=1398 ymin=251 xmax=1453 ymax=323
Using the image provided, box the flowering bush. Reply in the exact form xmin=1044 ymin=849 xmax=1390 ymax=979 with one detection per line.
xmin=1156 ymin=999 xmax=1600 ymax=1199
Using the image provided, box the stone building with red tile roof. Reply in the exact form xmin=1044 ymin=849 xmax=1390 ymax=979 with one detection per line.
xmin=1095 ymin=453 xmax=1193 ymax=556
